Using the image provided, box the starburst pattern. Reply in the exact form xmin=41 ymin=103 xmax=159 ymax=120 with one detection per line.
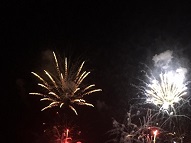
xmin=30 ymin=51 xmax=102 ymax=115
xmin=138 ymin=67 xmax=190 ymax=115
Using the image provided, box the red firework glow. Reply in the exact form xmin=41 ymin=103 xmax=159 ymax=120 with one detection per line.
xmin=153 ymin=130 xmax=158 ymax=143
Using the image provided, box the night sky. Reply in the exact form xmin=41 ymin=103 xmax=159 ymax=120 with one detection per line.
xmin=2 ymin=1 xmax=191 ymax=143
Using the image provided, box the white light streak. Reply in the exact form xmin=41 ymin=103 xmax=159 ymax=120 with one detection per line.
xmin=142 ymin=68 xmax=189 ymax=114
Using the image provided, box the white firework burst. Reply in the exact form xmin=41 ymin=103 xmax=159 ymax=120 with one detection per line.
xmin=30 ymin=51 xmax=102 ymax=115
xmin=138 ymin=67 xmax=190 ymax=115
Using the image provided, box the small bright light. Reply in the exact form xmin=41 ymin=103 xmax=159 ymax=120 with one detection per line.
xmin=162 ymin=102 xmax=169 ymax=110
xmin=153 ymin=130 xmax=158 ymax=136
xmin=174 ymin=97 xmax=180 ymax=103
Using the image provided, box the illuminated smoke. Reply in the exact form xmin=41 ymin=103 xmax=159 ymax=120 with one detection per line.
xmin=152 ymin=50 xmax=173 ymax=69
xmin=136 ymin=50 xmax=190 ymax=115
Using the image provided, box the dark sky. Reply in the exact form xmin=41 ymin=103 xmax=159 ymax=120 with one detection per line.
xmin=2 ymin=1 xmax=191 ymax=143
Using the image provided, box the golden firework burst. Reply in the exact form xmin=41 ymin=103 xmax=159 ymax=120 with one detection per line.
xmin=30 ymin=51 xmax=102 ymax=115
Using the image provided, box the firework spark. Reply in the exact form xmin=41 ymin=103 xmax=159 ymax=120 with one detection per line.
xmin=136 ymin=50 xmax=190 ymax=115
xmin=107 ymin=109 xmax=162 ymax=143
xmin=44 ymin=122 xmax=82 ymax=143
xmin=30 ymin=51 xmax=102 ymax=115
xmin=107 ymin=106 xmax=189 ymax=143
xmin=144 ymin=69 xmax=189 ymax=114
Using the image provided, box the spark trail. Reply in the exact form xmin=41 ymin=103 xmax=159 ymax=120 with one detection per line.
xmin=107 ymin=109 xmax=162 ymax=143
xmin=136 ymin=50 xmax=190 ymax=115
xmin=144 ymin=68 xmax=189 ymax=114
xmin=30 ymin=51 xmax=102 ymax=115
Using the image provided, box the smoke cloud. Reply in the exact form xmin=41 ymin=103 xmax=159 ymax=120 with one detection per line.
xmin=152 ymin=50 xmax=173 ymax=69
xmin=152 ymin=50 xmax=187 ymax=76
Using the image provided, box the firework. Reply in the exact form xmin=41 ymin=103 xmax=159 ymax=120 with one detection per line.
xmin=107 ymin=109 xmax=162 ymax=143
xmin=54 ymin=127 xmax=72 ymax=143
xmin=30 ymin=51 xmax=102 ymax=115
xmin=52 ymin=127 xmax=83 ymax=143
xmin=44 ymin=123 xmax=82 ymax=143
xmin=135 ymin=50 xmax=191 ymax=115
xmin=153 ymin=130 xmax=158 ymax=143
xmin=143 ymin=68 xmax=189 ymax=114
xmin=107 ymin=106 xmax=190 ymax=143
xmin=110 ymin=50 xmax=191 ymax=143
xmin=42 ymin=112 xmax=84 ymax=143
